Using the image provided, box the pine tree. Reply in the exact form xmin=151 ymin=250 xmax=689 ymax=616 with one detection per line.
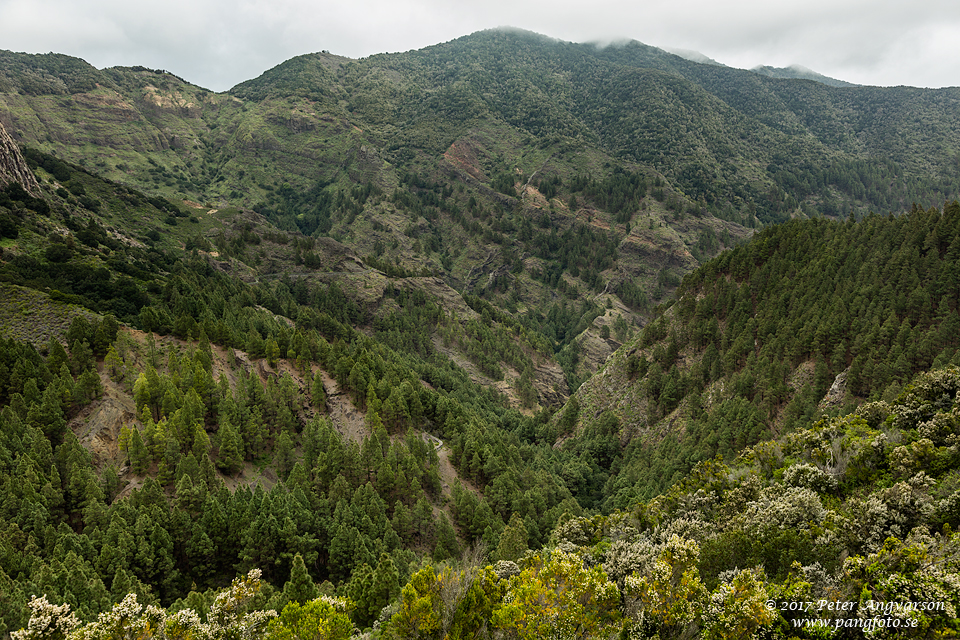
xmin=282 ymin=553 xmax=320 ymax=605
xmin=434 ymin=512 xmax=460 ymax=561
xmin=104 ymin=345 xmax=124 ymax=382
xmin=367 ymin=553 xmax=400 ymax=625
xmin=265 ymin=338 xmax=281 ymax=368
xmin=217 ymin=416 xmax=244 ymax=476
xmin=70 ymin=339 xmax=95 ymax=375
xmin=129 ymin=428 xmax=149 ymax=475
xmin=29 ymin=384 xmax=66 ymax=441
xmin=274 ymin=430 xmax=296 ymax=481
xmin=495 ymin=513 xmax=528 ymax=562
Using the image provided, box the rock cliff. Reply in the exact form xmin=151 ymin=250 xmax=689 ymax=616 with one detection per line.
xmin=0 ymin=120 xmax=41 ymax=195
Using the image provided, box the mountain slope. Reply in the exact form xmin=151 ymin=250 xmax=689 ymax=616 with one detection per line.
xmin=0 ymin=120 xmax=40 ymax=195
xmin=0 ymin=141 xmax=590 ymax=632
xmin=4 ymin=31 xmax=959 ymax=220
xmin=2 ymin=31 xmax=958 ymax=349
xmin=2 ymin=101 xmax=960 ymax=636
xmin=560 ymin=202 xmax=960 ymax=506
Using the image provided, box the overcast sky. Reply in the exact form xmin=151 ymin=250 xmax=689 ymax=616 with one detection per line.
xmin=1 ymin=0 xmax=958 ymax=92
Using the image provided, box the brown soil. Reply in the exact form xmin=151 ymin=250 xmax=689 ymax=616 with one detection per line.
xmin=72 ymin=371 xmax=137 ymax=468
xmin=319 ymin=371 xmax=368 ymax=444
xmin=443 ymin=139 xmax=487 ymax=182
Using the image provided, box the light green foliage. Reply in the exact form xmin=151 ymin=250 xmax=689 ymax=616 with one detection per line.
xmin=841 ymin=534 xmax=960 ymax=638
xmin=495 ymin=513 xmax=529 ymax=562
xmin=264 ymin=598 xmax=353 ymax=640
xmin=492 ymin=548 xmax=620 ymax=639
xmin=701 ymin=569 xmax=776 ymax=640
xmin=625 ymin=534 xmax=708 ymax=636
xmin=281 ymin=554 xmax=320 ymax=607
xmin=383 ymin=565 xmax=442 ymax=640
xmin=382 ymin=561 xmax=502 ymax=640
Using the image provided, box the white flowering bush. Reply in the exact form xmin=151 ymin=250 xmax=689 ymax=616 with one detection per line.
xmin=206 ymin=569 xmax=277 ymax=639
xmin=740 ymin=485 xmax=828 ymax=535
xmin=918 ymin=410 xmax=960 ymax=447
xmin=890 ymin=438 xmax=936 ymax=478
xmin=67 ymin=594 xmax=162 ymax=640
xmin=782 ymin=462 xmax=838 ymax=494
xmin=492 ymin=560 xmax=520 ymax=580
xmin=674 ymin=488 xmax=719 ymax=522
xmin=845 ymin=475 xmax=935 ymax=553
xmin=603 ymin=512 xmax=640 ymax=542
xmin=842 ymin=535 xmax=960 ymax=639
xmin=933 ymin=490 xmax=960 ymax=528
xmin=717 ymin=474 xmax=762 ymax=522
xmin=799 ymin=561 xmax=840 ymax=602
xmin=15 ymin=571 xmax=277 ymax=640
xmin=856 ymin=400 xmax=894 ymax=428
xmin=893 ymin=367 xmax=960 ymax=429
xmin=11 ymin=596 xmax=80 ymax=640
xmin=701 ymin=568 xmax=776 ymax=640
xmin=549 ymin=515 xmax=601 ymax=547
xmin=623 ymin=534 xmax=707 ymax=637
xmin=659 ymin=515 xmax=716 ymax=544
xmin=603 ymin=535 xmax=659 ymax=585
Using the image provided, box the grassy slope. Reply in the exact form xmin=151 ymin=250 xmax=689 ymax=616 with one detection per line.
xmin=3 ymin=33 xmax=957 ymax=368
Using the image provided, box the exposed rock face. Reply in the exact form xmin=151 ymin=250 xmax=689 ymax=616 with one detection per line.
xmin=0 ymin=120 xmax=41 ymax=196
xmin=818 ymin=367 xmax=849 ymax=411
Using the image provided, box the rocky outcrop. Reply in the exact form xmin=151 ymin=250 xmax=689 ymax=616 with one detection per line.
xmin=0 ymin=120 xmax=41 ymax=196
xmin=818 ymin=367 xmax=850 ymax=411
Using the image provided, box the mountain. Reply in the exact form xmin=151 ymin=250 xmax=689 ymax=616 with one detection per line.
xmin=1 ymin=28 xmax=960 ymax=638
xmin=751 ymin=63 xmax=858 ymax=87
xmin=560 ymin=202 xmax=960 ymax=505
xmin=2 ymin=28 xmax=959 ymax=391
xmin=663 ymin=48 xmax=726 ymax=66
xmin=0 ymin=142 xmax=583 ymax=631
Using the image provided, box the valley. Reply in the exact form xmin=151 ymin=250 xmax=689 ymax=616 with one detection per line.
xmin=1 ymin=29 xmax=959 ymax=639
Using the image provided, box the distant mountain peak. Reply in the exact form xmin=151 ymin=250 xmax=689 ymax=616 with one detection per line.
xmin=664 ymin=48 xmax=727 ymax=67
xmin=751 ymin=64 xmax=857 ymax=87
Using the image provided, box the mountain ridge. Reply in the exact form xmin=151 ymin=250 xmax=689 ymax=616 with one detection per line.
xmin=1 ymin=36 xmax=960 ymax=635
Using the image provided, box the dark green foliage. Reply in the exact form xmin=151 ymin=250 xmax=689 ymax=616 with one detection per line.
xmin=0 ymin=210 xmax=20 ymax=239
xmin=280 ymin=553 xmax=320 ymax=606
xmin=0 ymin=182 xmax=48 ymax=216
xmin=586 ymin=202 xmax=960 ymax=504
xmin=4 ymin=39 xmax=960 ymax=635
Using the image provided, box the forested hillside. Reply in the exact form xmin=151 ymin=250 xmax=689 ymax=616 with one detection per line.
xmin=0 ymin=140 xmax=593 ymax=636
xmin=2 ymin=28 xmax=960 ymax=639
xmin=564 ymin=201 xmax=960 ymax=507
xmin=3 ymin=29 xmax=960 ymax=387
xmin=3 ymin=139 xmax=960 ymax=636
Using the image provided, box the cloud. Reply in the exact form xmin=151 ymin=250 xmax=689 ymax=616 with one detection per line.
xmin=0 ymin=0 xmax=957 ymax=90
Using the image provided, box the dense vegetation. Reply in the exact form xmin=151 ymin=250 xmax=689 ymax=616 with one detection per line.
xmin=3 ymin=29 xmax=960 ymax=387
xmin=3 ymin=153 xmax=960 ymax=636
xmin=0 ymin=145 xmax=589 ymax=636
xmin=6 ymin=355 xmax=960 ymax=638
xmin=2 ymin=28 xmax=960 ymax=638
xmin=567 ymin=201 xmax=960 ymax=510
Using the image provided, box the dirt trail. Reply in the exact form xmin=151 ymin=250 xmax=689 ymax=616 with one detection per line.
xmin=422 ymin=431 xmax=482 ymax=501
